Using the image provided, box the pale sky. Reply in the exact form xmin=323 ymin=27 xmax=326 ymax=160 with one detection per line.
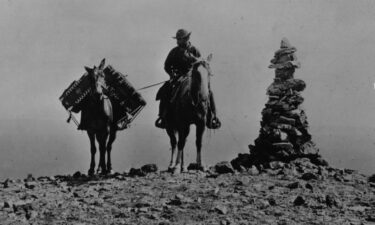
xmin=1 ymin=0 xmax=375 ymax=178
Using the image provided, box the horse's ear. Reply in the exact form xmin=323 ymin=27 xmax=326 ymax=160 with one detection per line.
xmin=207 ymin=53 xmax=213 ymax=62
xmin=99 ymin=58 xmax=106 ymax=70
xmin=84 ymin=66 xmax=93 ymax=73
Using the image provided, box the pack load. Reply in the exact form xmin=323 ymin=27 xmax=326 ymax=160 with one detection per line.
xmin=59 ymin=65 xmax=146 ymax=129
xmin=59 ymin=73 xmax=92 ymax=113
xmin=103 ymin=65 xmax=146 ymax=126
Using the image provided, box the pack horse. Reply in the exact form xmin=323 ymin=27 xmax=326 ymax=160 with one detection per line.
xmin=60 ymin=59 xmax=146 ymax=175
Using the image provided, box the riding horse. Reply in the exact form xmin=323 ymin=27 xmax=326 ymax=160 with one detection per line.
xmin=82 ymin=59 xmax=117 ymax=176
xmin=166 ymin=54 xmax=213 ymax=173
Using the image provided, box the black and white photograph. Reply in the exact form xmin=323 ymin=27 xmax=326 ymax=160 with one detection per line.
xmin=0 ymin=0 xmax=375 ymax=224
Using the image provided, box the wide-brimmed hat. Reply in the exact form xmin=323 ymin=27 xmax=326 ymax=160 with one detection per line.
xmin=173 ymin=29 xmax=191 ymax=39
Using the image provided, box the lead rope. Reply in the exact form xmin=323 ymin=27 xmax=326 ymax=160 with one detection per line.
xmin=137 ymin=80 xmax=168 ymax=91
xmin=118 ymin=80 xmax=167 ymax=128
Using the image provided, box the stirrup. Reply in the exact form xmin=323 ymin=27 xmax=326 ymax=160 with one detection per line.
xmin=155 ymin=118 xmax=166 ymax=129
xmin=207 ymin=117 xmax=221 ymax=129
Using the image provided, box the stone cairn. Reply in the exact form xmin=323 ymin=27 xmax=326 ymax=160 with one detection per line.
xmin=232 ymin=38 xmax=327 ymax=170
xmin=251 ymin=38 xmax=327 ymax=165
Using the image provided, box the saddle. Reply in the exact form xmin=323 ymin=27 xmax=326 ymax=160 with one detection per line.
xmin=170 ymin=76 xmax=190 ymax=104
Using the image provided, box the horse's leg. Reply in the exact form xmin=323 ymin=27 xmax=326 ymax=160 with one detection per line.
xmin=106 ymin=128 xmax=117 ymax=174
xmin=87 ymin=130 xmax=96 ymax=176
xmin=196 ymin=121 xmax=206 ymax=171
xmin=166 ymin=128 xmax=177 ymax=169
xmin=174 ymin=126 xmax=190 ymax=174
xmin=96 ymin=131 xmax=109 ymax=174
xmin=181 ymin=146 xmax=186 ymax=173
xmin=101 ymin=97 xmax=113 ymax=174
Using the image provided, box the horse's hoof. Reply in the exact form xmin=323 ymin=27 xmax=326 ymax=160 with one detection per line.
xmin=181 ymin=167 xmax=187 ymax=173
xmin=107 ymin=169 xmax=114 ymax=175
xmin=97 ymin=168 xmax=107 ymax=175
xmin=167 ymin=167 xmax=174 ymax=173
xmin=172 ymin=167 xmax=180 ymax=175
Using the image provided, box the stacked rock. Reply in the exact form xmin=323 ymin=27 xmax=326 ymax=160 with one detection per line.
xmin=249 ymin=38 xmax=326 ymax=165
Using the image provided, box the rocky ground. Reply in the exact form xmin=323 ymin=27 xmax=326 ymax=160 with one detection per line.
xmin=1 ymin=158 xmax=375 ymax=225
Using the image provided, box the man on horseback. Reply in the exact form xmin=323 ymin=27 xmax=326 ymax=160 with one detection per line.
xmin=155 ymin=29 xmax=220 ymax=129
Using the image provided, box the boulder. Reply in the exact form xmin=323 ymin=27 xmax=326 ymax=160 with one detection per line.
xmin=266 ymin=83 xmax=286 ymax=96
xmin=266 ymin=79 xmax=306 ymax=96
xmin=369 ymin=174 xmax=375 ymax=183
xmin=230 ymin=153 xmax=252 ymax=171
xmin=141 ymin=164 xmax=158 ymax=173
xmin=299 ymin=141 xmax=319 ymax=155
xmin=24 ymin=174 xmax=35 ymax=182
xmin=269 ymin=161 xmax=285 ymax=170
xmin=276 ymin=116 xmax=296 ymax=126
xmin=214 ymin=161 xmax=235 ymax=174
xmin=305 ymin=183 xmax=313 ymax=191
xmin=272 ymin=142 xmax=294 ymax=151
xmin=272 ymin=142 xmax=294 ymax=159
xmin=287 ymin=79 xmax=306 ymax=92
xmin=293 ymin=196 xmax=306 ymax=206
xmin=3 ymin=179 xmax=10 ymax=188
xmin=25 ymin=182 xmax=37 ymax=190
xmin=73 ymin=171 xmax=82 ymax=179
xmin=266 ymin=101 xmax=296 ymax=112
xmin=287 ymin=93 xmax=304 ymax=106
xmin=214 ymin=205 xmax=228 ymax=215
xmin=248 ymin=165 xmax=260 ymax=175
xmin=325 ymin=193 xmax=342 ymax=208
xmin=287 ymin=181 xmax=302 ymax=189
xmin=301 ymin=172 xmax=318 ymax=181
xmin=128 ymin=168 xmax=146 ymax=177
xmin=310 ymin=156 xmax=329 ymax=166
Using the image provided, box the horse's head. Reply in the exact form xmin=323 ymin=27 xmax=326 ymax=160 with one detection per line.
xmin=193 ymin=53 xmax=213 ymax=76
xmin=191 ymin=54 xmax=214 ymax=102
xmin=85 ymin=59 xmax=106 ymax=96
xmin=83 ymin=59 xmax=114 ymax=129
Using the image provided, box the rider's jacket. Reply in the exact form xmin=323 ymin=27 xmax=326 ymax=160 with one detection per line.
xmin=164 ymin=42 xmax=201 ymax=79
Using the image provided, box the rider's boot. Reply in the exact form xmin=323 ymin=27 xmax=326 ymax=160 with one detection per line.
xmin=155 ymin=100 xmax=167 ymax=129
xmin=206 ymin=91 xmax=221 ymax=129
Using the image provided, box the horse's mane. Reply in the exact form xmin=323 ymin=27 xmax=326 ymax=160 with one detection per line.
xmin=171 ymin=61 xmax=210 ymax=118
